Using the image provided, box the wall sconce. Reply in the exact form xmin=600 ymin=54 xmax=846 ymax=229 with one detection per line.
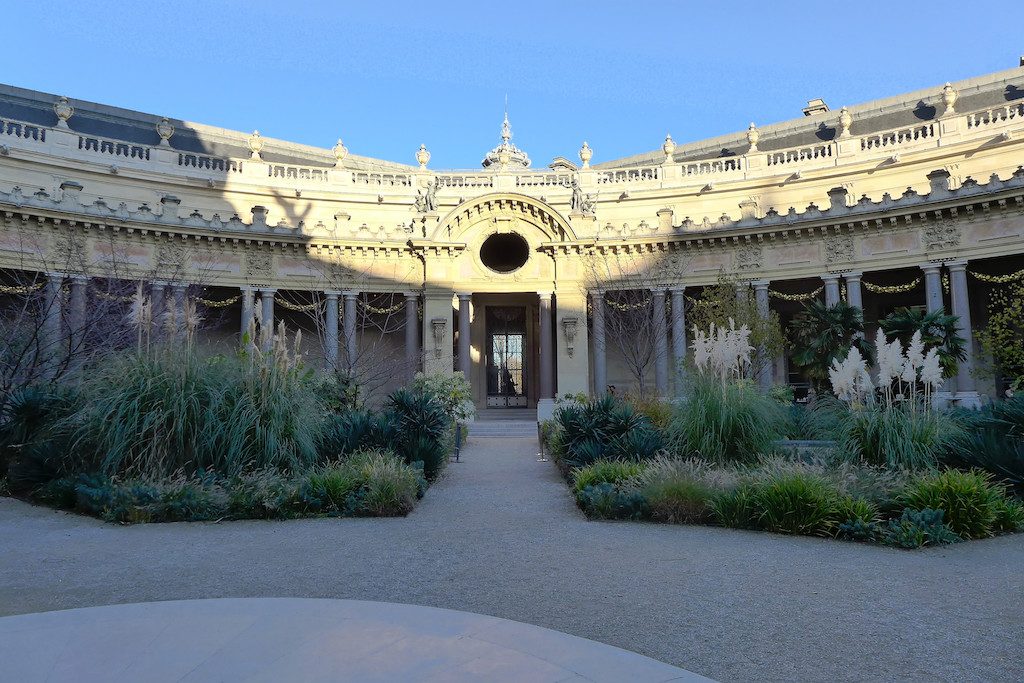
xmin=561 ymin=316 xmax=579 ymax=357
xmin=431 ymin=316 xmax=447 ymax=358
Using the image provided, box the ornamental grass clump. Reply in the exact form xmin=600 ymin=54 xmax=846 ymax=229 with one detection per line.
xmin=632 ymin=456 xmax=728 ymax=524
xmin=553 ymin=395 xmax=663 ymax=467
xmin=826 ymin=329 xmax=963 ymax=470
xmin=572 ymin=459 xmax=645 ymax=497
xmin=899 ymin=468 xmax=1014 ymax=540
xmin=669 ymin=319 xmax=786 ymax=463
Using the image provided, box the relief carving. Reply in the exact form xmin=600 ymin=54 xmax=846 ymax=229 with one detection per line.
xmin=734 ymin=242 xmax=762 ymax=271
xmin=823 ymin=234 xmax=855 ymax=263
xmin=246 ymin=251 xmax=273 ymax=278
xmin=923 ymin=220 xmax=961 ymax=253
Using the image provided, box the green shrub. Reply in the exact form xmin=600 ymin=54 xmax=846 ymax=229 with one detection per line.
xmin=900 ymin=469 xmax=1010 ymax=539
xmin=74 ymin=347 xmax=322 ymax=479
xmin=834 ymin=496 xmax=880 ymax=541
xmin=577 ymin=483 xmax=648 ymax=520
xmin=992 ymin=497 xmax=1024 ymax=533
xmin=668 ymin=377 xmax=786 ymax=463
xmin=3 ymin=386 xmax=84 ymax=491
xmin=33 ymin=475 xmax=81 ymax=509
xmin=572 ymin=460 xmax=644 ymax=496
xmin=711 ymin=485 xmax=758 ymax=528
xmin=317 ymin=410 xmax=398 ymax=460
xmin=554 ymin=395 xmax=663 ymax=467
xmin=387 ymin=387 xmax=451 ymax=480
xmin=643 ymin=476 xmax=714 ymax=524
xmin=750 ymin=470 xmax=840 ymax=536
xmin=883 ymin=508 xmax=960 ymax=548
xmin=833 ymin=401 xmax=962 ymax=471
xmin=228 ymin=469 xmax=295 ymax=518
xmin=345 ymin=449 xmax=420 ymax=516
xmin=297 ymin=464 xmax=362 ymax=514
xmin=944 ymin=397 xmax=1024 ymax=494
xmin=412 ymin=371 xmax=475 ymax=423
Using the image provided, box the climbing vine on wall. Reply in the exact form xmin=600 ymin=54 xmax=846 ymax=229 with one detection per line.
xmin=977 ymin=279 xmax=1024 ymax=388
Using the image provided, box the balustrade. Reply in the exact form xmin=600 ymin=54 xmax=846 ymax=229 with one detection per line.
xmin=0 ymin=119 xmax=45 ymax=141
xmin=766 ymin=143 xmax=833 ymax=167
xmin=178 ymin=153 xmax=242 ymax=173
xmin=79 ymin=135 xmax=150 ymax=160
xmin=860 ymin=122 xmax=935 ymax=151
xmin=268 ymin=164 xmax=330 ymax=182
xmin=966 ymin=103 xmax=1024 ymax=129
xmin=351 ymin=171 xmax=411 ymax=187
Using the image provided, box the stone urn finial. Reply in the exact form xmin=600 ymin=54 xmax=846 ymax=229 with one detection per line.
xmin=248 ymin=130 xmax=265 ymax=160
xmin=838 ymin=107 xmax=852 ymax=139
xmin=332 ymin=138 xmax=348 ymax=166
xmin=662 ymin=134 xmax=676 ymax=161
xmin=941 ymin=82 xmax=958 ymax=117
xmin=53 ymin=97 xmax=73 ymax=128
xmin=746 ymin=123 xmax=760 ymax=153
xmin=156 ymin=118 xmax=175 ymax=146
xmin=579 ymin=141 xmax=593 ymax=169
xmin=416 ymin=143 xmax=431 ymax=169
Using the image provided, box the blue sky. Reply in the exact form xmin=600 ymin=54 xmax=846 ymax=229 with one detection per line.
xmin=5 ymin=1 xmax=1022 ymax=168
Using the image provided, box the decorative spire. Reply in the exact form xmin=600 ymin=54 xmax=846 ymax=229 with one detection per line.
xmin=481 ymin=100 xmax=530 ymax=169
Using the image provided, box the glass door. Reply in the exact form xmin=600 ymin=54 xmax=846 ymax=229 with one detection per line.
xmin=485 ymin=306 xmax=528 ymax=407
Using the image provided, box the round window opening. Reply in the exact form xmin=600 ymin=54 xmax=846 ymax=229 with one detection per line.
xmin=480 ymin=232 xmax=530 ymax=273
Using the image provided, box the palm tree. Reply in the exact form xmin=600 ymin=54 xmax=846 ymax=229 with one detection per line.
xmin=789 ymin=301 xmax=874 ymax=391
xmin=879 ymin=307 xmax=966 ymax=378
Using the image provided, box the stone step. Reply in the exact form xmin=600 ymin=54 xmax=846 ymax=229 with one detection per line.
xmin=467 ymin=421 xmax=538 ymax=438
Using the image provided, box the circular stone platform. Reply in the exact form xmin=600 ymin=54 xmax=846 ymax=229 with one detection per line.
xmin=0 ymin=598 xmax=710 ymax=682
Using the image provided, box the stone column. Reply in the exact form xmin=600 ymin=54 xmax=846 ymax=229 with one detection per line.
xmin=151 ymin=281 xmax=167 ymax=339
xmin=652 ymin=288 xmax=669 ymax=396
xmin=591 ymin=290 xmax=607 ymax=396
xmin=539 ymin=291 xmax=554 ymax=400
xmin=324 ymin=290 xmax=340 ymax=370
xmin=67 ymin=275 xmax=87 ymax=362
xmin=404 ymin=292 xmax=420 ymax=380
xmin=822 ymin=274 xmax=841 ymax=307
xmin=670 ymin=287 xmax=686 ymax=393
xmin=239 ymin=285 xmax=255 ymax=342
xmin=843 ymin=271 xmax=864 ymax=310
xmin=753 ymin=280 xmax=773 ymax=391
xmin=171 ymin=283 xmax=188 ymax=340
xmin=457 ymin=293 xmax=472 ymax=379
xmin=259 ymin=287 xmax=276 ymax=351
xmin=920 ymin=263 xmax=943 ymax=313
xmin=343 ymin=290 xmax=359 ymax=370
xmin=42 ymin=272 xmax=64 ymax=379
xmin=422 ymin=289 xmax=455 ymax=376
xmin=947 ymin=259 xmax=980 ymax=407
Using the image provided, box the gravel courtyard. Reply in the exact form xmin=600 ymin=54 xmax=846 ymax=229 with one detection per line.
xmin=1 ymin=437 xmax=1021 ymax=682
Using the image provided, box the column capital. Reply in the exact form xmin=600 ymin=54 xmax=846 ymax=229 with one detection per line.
xmin=918 ymin=262 xmax=943 ymax=275
xmin=259 ymin=287 xmax=278 ymax=295
xmin=669 ymin=285 xmax=687 ymax=294
xmin=820 ymin=273 xmax=841 ymax=284
xmin=537 ymin=290 xmax=553 ymax=300
xmin=751 ymin=279 xmax=770 ymax=291
xmin=170 ymin=281 xmax=190 ymax=291
xmin=238 ymin=284 xmax=256 ymax=293
xmin=457 ymin=292 xmax=473 ymax=301
xmin=324 ymin=289 xmax=342 ymax=299
xmin=67 ymin=273 xmax=89 ymax=283
xmin=650 ymin=286 xmax=668 ymax=294
xmin=403 ymin=290 xmax=420 ymax=300
xmin=945 ymin=258 xmax=969 ymax=272
xmin=342 ymin=289 xmax=360 ymax=299
xmin=44 ymin=271 xmax=66 ymax=281
xmin=841 ymin=271 xmax=863 ymax=281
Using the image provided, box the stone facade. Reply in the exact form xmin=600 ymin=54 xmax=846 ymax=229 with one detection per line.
xmin=2 ymin=64 xmax=1024 ymax=411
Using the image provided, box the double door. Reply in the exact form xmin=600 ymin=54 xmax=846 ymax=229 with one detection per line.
xmin=485 ymin=306 xmax=528 ymax=407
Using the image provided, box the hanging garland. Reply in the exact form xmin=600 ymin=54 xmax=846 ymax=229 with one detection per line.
xmin=604 ymin=294 xmax=651 ymax=311
xmin=861 ymin=277 xmax=921 ymax=294
xmin=0 ymin=282 xmax=44 ymax=295
xmin=274 ymin=297 xmax=322 ymax=313
xmin=195 ymin=295 xmax=241 ymax=308
xmin=942 ymin=273 xmax=950 ymax=294
xmin=92 ymin=289 xmax=136 ymax=302
xmin=359 ymin=299 xmax=404 ymax=315
xmin=769 ymin=286 xmax=823 ymax=302
xmin=970 ymin=268 xmax=1024 ymax=284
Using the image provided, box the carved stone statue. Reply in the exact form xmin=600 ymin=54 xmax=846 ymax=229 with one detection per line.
xmin=415 ymin=179 xmax=438 ymax=213
xmin=570 ymin=178 xmax=584 ymax=213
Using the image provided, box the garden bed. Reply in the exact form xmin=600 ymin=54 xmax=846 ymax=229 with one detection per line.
xmin=0 ymin=336 xmax=473 ymax=524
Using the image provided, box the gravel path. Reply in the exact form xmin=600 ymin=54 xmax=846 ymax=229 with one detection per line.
xmin=2 ymin=437 xmax=1022 ymax=682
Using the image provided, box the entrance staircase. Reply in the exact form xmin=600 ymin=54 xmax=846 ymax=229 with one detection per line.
xmin=469 ymin=409 xmax=538 ymax=438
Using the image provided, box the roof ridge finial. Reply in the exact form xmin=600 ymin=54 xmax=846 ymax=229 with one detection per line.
xmin=501 ymin=94 xmax=511 ymax=143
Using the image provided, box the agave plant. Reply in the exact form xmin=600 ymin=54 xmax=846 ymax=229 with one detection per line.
xmin=789 ymin=301 xmax=874 ymax=391
xmin=879 ymin=307 xmax=966 ymax=379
